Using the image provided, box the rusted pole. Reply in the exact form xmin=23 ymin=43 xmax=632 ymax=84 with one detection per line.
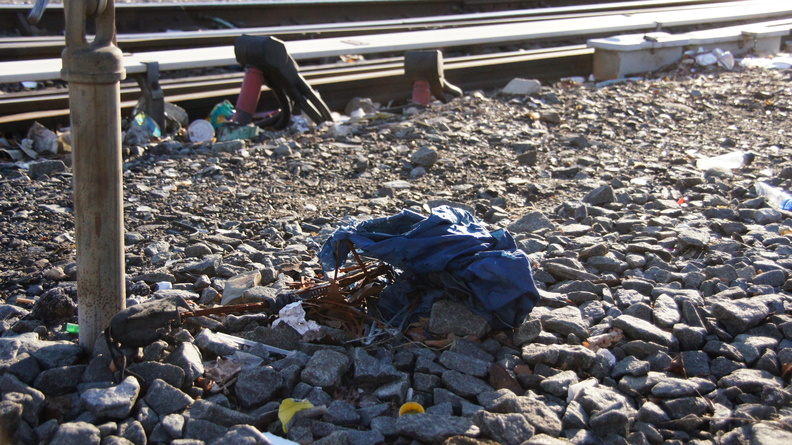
xmin=62 ymin=0 xmax=126 ymax=350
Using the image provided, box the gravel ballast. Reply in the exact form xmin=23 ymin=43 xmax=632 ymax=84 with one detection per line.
xmin=1 ymin=57 xmax=792 ymax=444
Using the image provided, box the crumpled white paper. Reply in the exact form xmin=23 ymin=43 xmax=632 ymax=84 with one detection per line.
xmin=272 ymin=301 xmax=322 ymax=335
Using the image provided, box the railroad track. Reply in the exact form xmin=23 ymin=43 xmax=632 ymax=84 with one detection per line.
xmin=0 ymin=0 xmax=790 ymax=136
xmin=0 ymin=45 xmax=594 ymax=135
xmin=0 ymin=0 xmax=748 ymax=59
xmin=0 ymin=0 xmax=687 ymax=38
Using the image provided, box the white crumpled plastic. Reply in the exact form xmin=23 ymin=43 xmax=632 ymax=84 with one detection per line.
xmin=272 ymin=301 xmax=322 ymax=335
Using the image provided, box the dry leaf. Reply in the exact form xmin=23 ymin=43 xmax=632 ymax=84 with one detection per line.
xmin=666 ymin=354 xmax=687 ymax=378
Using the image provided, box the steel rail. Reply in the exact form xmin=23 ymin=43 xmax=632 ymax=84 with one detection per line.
xmin=0 ymin=45 xmax=593 ymax=135
xmin=0 ymin=0 xmax=748 ymax=59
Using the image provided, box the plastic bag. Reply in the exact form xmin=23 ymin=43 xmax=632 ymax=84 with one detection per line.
xmin=210 ymin=100 xmax=236 ymax=128
xmin=319 ymin=206 xmax=540 ymax=329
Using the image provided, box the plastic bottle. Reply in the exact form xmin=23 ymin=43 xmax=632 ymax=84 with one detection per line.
xmin=755 ymin=182 xmax=792 ymax=211
xmin=696 ymin=150 xmax=754 ymax=170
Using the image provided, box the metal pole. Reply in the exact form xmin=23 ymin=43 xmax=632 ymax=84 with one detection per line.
xmin=62 ymin=0 xmax=126 ymax=350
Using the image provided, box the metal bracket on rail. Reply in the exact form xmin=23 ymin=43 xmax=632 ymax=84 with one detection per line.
xmin=404 ymin=50 xmax=462 ymax=106
xmin=133 ymin=61 xmax=165 ymax=131
xmin=232 ymin=35 xmax=332 ymax=130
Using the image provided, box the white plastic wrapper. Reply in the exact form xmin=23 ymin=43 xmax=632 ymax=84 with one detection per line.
xmin=272 ymin=301 xmax=322 ymax=335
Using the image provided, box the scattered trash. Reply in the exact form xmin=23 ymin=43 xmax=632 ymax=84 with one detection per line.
xmin=399 ymin=402 xmax=425 ymax=416
xmin=132 ymin=112 xmax=162 ymax=138
xmin=124 ymin=112 xmax=162 ymax=145
xmin=155 ymin=281 xmax=172 ymax=290
xmin=755 ymin=182 xmax=792 ymax=211
xmin=278 ymin=398 xmax=316 ymax=432
xmin=216 ymin=123 xmax=261 ymax=142
xmin=188 ymin=119 xmax=215 ymax=143
xmin=271 ymin=301 xmax=322 ymax=336
xmin=695 ymin=149 xmax=753 ymax=171
xmin=27 ymin=122 xmax=59 ymax=155
xmin=203 ymin=356 xmax=243 ymax=393
xmin=21 ymin=81 xmax=38 ymax=89
xmin=690 ymin=47 xmax=734 ymax=70
xmin=319 ymin=205 xmax=541 ymax=329
xmin=209 ymin=100 xmax=236 ymax=128
xmin=582 ymin=327 xmax=623 ymax=351
xmin=66 ymin=323 xmax=79 ymax=334
xmin=740 ymin=54 xmax=792 ymax=70
xmin=211 ymin=331 xmax=292 ymax=356
xmin=713 ymin=48 xmax=734 ymax=70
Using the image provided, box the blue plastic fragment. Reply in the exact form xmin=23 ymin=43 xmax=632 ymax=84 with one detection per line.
xmin=319 ymin=206 xmax=539 ymax=329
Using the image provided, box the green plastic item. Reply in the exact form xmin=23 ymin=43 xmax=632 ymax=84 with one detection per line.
xmin=66 ymin=323 xmax=79 ymax=334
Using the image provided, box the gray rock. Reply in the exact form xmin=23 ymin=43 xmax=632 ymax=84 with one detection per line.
xmin=0 ymin=400 xmax=22 ymax=437
xmin=587 ymin=255 xmax=629 ymax=274
xmin=428 ymin=299 xmax=490 ymax=338
xmin=189 ymin=399 xmax=254 ymax=427
xmin=673 ymin=324 xmax=707 ymax=351
xmin=370 ymin=416 xmax=397 ymax=437
xmin=135 ymin=401 xmax=159 ymax=435
xmin=750 ymin=421 xmax=792 ymax=444
xmin=144 ymin=379 xmax=193 ymax=416
xmin=220 ymin=270 xmax=262 ymax=305
xmin=539 ymin=370 xmax=578 ymax=399
xmin=301 ymin=349 xmax=350 ymax=390
xmin=30 ymin=287 xmax=78 ymax=326
xmin=235 ymin=366 xmax=283 ymax=409
xmin=100 ymin=436 xmax=135 ymax=445
xmin=650 ymin=378 xmax=700 ymax=398
xmin=677 ymin=228 xmax=709 ymax=248
xmin=322 ymin=400 xmax=361 ymax=426
xmin=410 ymin=146 xmax=438 ymax=168
xmin=521 ymin=344 xmax=596 ymax=370
xmin=117 ymin=419 xmax=146 ymax=445
xmin=752 ymin=269 xmax=787 ymax=287
xmin=652 ymin=294 xmax=680 ymax=328
xmin=508 ymin=211 xmax=556 ymax=233
xmin=473 ymin=410 xmax=535 ymax=445
xmin=33 ymin=364 xmax=86 ymax=396
xmin=588 ymin=400 xmax=633 ymax=437
xmin=611 ymin=356 xmax=649 ymax=378
xmin=718 ymin=369 xmax=784 ymax=393
xmin=541 ymin=306 xmax=589 ymax=339
xmin=438 ymin=350 xmax=489 ymax=378
xmin=373 ymin=377 xmax=409 ymax=404
xmin=50 ymin=421 xmax=101 ymax=445
xmin=441 ymin=370 xmax=493 ymax=398
xmin=514 ymin=319 xmax=542 ymax=345
xmin=208 ymin=425 xmax=272 ymax=445
xmin=583 ymin=185 xmax=615 ymax=205
xmin=80 ymin=376 xmax=140 ymax=420
xmin=612 ymin=315 xmax=676 ymax=347
xmin=732 ymin=334 xmax=778 ymax=364
xmin=680 ymin=350 xmax=711 ymax=377
xmin=152 ymin=413 xmax=184 ymax=441
xmin=754 ymin=208 xmax=783 ymax=224
xmin=194 ymin=329 xmax=239 ymax=358
xmin=127 ymin=361 xmax=186 ymax=388
xmin=395 ymin=413 xmax=479 ymax=443
xmin=351 ymin=348 xmax=404 ymax=384
xmin=28 ymin=160 xmax=67 ymax=179
xmin=182 ymin=418 xmax=226 ymax=442
xmin=711 ymin=299 xmax=770 ymax=336
xmin=165 ymin=342 xmax=204 ymax=384
xmin=11 ymin=333 xmax=83 ymax=369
